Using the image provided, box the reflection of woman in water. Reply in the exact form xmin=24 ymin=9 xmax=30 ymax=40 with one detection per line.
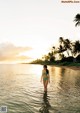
xmin=39 ymin=91 xmax=51 ymax=113
xmin=41 ymin=65 xmax=50 ymax=92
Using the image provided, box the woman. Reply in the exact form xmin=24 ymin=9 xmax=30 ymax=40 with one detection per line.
xmin=41 ymin=65 xmax=50 ymax=92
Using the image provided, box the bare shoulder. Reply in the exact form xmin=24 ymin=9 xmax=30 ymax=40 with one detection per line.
xmin=42 ymin=69 xmax=44 ymax=73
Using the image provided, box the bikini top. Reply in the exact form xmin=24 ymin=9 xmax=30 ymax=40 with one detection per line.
xmin=42 ymin=70 xmax=48 ymax=76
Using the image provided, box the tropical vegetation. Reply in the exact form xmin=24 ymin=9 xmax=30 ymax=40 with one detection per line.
xmin=30 ymin=14 xmax=80 ymax=66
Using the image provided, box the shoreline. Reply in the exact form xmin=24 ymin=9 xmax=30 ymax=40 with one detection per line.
xmin=44 ymin=64 xmax=80 ymax=70
xmin=29 ymin=62 xmax=80 ymax=70
xmin=61 ymin=66 xmax=80 ymax=70
xmin=54 ymin=65 xmax=80 ymax=70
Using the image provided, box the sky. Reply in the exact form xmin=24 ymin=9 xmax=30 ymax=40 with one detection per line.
xmin=0 ymin=0 xmax=80 ymax=63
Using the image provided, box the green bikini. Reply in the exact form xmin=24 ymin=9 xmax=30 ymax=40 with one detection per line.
xmin=42 ymin=70 xmax=49 ymax=81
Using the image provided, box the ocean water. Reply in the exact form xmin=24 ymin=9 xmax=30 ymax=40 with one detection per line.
xmin=0 ymin=64 xmax=80 ymax=113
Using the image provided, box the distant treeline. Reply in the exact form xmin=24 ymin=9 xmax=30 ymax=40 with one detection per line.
xmin=31 ymin=37 xmax=80 ymax=64
xmin=31 ymin=14 xmax=80 ymax=65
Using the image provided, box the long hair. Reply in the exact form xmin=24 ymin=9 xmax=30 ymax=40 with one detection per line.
xmin=43 ymin=65 xmax=49 ymax=75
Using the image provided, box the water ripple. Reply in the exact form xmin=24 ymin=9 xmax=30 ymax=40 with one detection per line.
xmin=0 ymin=64 xmax=80 ymax=113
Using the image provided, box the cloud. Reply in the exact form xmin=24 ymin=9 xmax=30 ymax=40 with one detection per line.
xmin=0 ymin=43 xmax=32 ymax=62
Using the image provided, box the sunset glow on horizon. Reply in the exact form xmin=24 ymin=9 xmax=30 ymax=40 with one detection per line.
xmin=0 ymin=0 xmax=80 ymax=63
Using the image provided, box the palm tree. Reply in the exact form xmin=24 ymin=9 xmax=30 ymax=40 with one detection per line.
xmin=74 ymin=14 xmax=80 ymax=26
xmin=48 ymin=52 xmax=55 ymax=62
xmin=59 ymin=37 xmax=72 ymax=56
xmin=59 ymin=53 xmax=65 ymax=60
xmin=72 ymin=40 xmax=80 ymax=56
xmin=58 ymin=45 xmax=66 ymax=53
xmin=59 ymin=37 xmax=64 ymax=44
xmin=42 ymin=55 xmax=49 ymax=61
xmin=64 ymin=39 xmax=72 ymax=56
xmin=59 ymin=37 xmax=66 ymax=53
xmin=52 ymin=46 xmax=58 ymax=54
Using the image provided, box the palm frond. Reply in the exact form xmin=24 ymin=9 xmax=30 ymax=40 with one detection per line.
xmin=74 ymin=14 xmax=80 ymax=26
xmin=75 ymin=21 xmax=80 ymax=26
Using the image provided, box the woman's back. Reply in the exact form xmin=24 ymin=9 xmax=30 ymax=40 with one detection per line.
xmin=42 ymin=69 xmax=49 ymax=81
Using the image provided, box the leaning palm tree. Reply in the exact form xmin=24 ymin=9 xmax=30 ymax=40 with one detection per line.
xmin=59 ymin=37 xmax=72 ymax=56
xmin=74 ymin=14 xmax=80 ymax=26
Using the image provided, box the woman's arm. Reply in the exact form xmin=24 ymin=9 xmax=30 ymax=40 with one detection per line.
xmin=40 ymin=75 xmax=43 ymax=82
xmin=40 ymin=70 xmax=43 ymax=82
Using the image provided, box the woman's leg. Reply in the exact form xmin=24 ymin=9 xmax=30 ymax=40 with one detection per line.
xmin=43 ymin=80 xmax=46 ymax=91
xmin=45 ymin=80 xmax=48 ymax=91
xmin=43 ymin=80 xmax=48 ymax=91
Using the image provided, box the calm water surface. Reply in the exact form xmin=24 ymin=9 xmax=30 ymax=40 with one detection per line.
xmin=0 ymin=64 xmax=80 ymax=113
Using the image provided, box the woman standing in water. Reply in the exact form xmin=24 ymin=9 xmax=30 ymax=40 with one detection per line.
xmin=41 ymin=65 xmax=50 ymax=92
